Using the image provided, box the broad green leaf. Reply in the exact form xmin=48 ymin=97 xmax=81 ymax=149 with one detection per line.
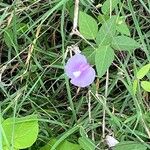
xmin=141 ymin=81 xmax=150 ymax=92
xmin=95 ymin=46 xmax=114 ymax=78
xmin=137 ymin=64 xmax=150 ymax=79
xmin=98 ymin=14 xmax=109 ymax=24
xmin=133 ymin=79 xmax=138 ymax=95
xmin=3 ymin=145 xmax=18 ymax=150
xmin=102 ymin=0 xmax=119 ymax=15
xmin=96 ymin=16 xmax=117 ymax=46
xmin=116 ymin=20 xmax=130 ymax=36
xmin=82 ymin=47 xmax=95 ymax=65
xmin=78 ymin=137 xmax=95 ymax=150
xmin=111 ymin=35 xmax=140 ymax=51
xmin=114 ymin=141 xmax=147 ymax=150
xmin=2 ymin=115 xmax=39 ymax=149
xmin=4 ymin=28 xmax=14 ymax=48
xmin=79 ymin=11 xmax=98 ymax=39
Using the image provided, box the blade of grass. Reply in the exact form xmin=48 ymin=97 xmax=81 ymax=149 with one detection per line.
xmin=61 ymin=4 xmax=77 ymax=123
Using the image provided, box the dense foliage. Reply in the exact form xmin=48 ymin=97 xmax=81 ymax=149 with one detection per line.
xmin=0 ymin=0 xmax=150 ymax=149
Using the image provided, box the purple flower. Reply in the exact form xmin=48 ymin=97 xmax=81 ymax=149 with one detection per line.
xmin=65 ymin=53 xmax=95 ymax=87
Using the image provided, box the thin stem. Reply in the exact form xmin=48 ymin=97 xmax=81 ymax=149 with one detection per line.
xmin=73 ymin=0 xmax=79 ymax=31
xmin=102 ymin=69 xmax=109 ymax=138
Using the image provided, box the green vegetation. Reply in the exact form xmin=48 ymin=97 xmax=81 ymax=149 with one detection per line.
xmin=0 ymin=0 xmax=150 ymax=149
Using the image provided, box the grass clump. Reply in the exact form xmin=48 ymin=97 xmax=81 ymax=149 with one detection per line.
xmin=0 ymin=0 xmax=150 ymax=149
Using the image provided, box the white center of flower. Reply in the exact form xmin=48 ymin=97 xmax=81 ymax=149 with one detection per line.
xmin=73 ymin=71 xmax=81 ymax=78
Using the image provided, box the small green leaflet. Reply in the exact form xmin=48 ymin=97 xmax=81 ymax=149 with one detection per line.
xmin=2 ymin=115 xmax=39 ymax=149
xmin=137 ymin=64 xmax=150 ymax=79
xmin=79 ymin=11 xmax=98 ymax=39
xmin=114 ymin=141 xmax=147 ymax=150
xmin=95 ymin=45 xmax=114 ymax=78
xmin=82 ymin=47 xmax=95 ymax=65
xmin=116 ymin=19 xmax=130 ymax=36
xmin=111 ymin=35 xmax=140 ymax=51
xmin=141 ymin=81 xmax=150 ymax=92
xmin=96 ymin=16 xmax=117 ymax=46
xmin=102 ymin=0 xmax=119 ymax=15
xmin=78 ymin=137 xmax=95 ymax=150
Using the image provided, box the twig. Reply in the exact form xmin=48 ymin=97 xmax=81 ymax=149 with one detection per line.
xmin=88 ymin=90 xmax=95 ymax=141
xmin=88 ymin=90 xmax=92 ymax=123
xmin=71 ymin=0 xmax=79 ymax=34
xmin=70 ymin=0 xmax=96 ymax=49
xmin=0 ymin=65 xmax=12 ymax=87
xmin=102 ymin=69 xmax=109 ymax=138
xmin=25 ymin=25 xmax=41 ymax=66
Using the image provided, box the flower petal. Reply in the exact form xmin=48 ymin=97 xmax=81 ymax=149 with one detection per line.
xmin=106 ymin=135 xmax=119 ymax=148
xmin=65 ymin=54 xmax=87 ymax=78
xmin=70 ymin=66 xmax=95 ymax=87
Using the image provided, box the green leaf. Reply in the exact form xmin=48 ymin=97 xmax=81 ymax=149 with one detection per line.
xmin=2 ymin=115 xmax=39 ymax=149
xmin=116 ymin=20 xmax=130 ymax=36
xmin=97 ymin=14 xmax=109 ymax=24
xmin=141 ymin=81 xmax=150 ymax=92
xmin=111 ymin=35 xmax=140 ymax=51
xmin=137 ymin=64 xmax=150 ymax=79
xmin=95 ymin=45 xmax=114 ymax=78
xmin=96 ymin=16 xmax=117 ymax=46
xmin=78 ymin=137 xmax=95 ymax=150
xmin=114 ymin=141 xmax=147 ymax=150
xmin=102 ymin=0 xmax=119 ymax=15
xmin=3 ymin=145 xmax=18 ymax=150
xmin=82 ymin=47 xmax=95 ymax=65
xmin=79 ymin=11 xmax=98 ymax=39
